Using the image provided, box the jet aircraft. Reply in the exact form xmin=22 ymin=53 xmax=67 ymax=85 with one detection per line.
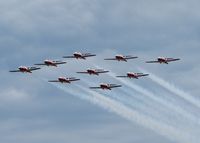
xmin=48 ymin=77 xmax=80 ymax=84
xmin=90 ymin=83 xmax=122 ymax=90
xmin=146 ymin=57 xmax=180 ymax=64
xmin=104 ymin=54 xmax=138 ymax=62
xmin=35 ymin=59 xmax=66 ymax=67
xmin=63 ymin=52 xmax=96 ymax=60
xmin=9 ymin=66 xmax=40 ymax=73
xmin=77 ymin=68 xmax=109 ymax=75
xmin=116 ymin=72 xmax=149 ymax=79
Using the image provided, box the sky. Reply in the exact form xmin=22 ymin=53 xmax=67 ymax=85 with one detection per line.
xmin=0 ymin=0 xmax=200 ymax=143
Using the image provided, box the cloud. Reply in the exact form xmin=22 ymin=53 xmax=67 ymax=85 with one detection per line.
xmin=1 ymin=0 xmax=200 ymax=143
xmin=0 ymin=88 xmax=30 ymax=102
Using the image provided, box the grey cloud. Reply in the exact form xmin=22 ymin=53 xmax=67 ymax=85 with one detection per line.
xmin=0 ymin=0 xmax=200 ymax=143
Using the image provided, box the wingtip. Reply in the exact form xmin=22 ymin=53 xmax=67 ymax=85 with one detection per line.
xmin=89 ymin=87 xmax=95 ymax=89
xmin=101 ymin=70 xmax=109 ymax=73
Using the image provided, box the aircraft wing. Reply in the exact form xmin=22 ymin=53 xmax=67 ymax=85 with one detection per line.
xmin=55 ymin=61 xmax=67 ymax=65
xmin=137 ymin=74 xmax=149 ymax=77
xmin=137 ymin=73 xmax=149 ymax=77
xmin=9 ymin=70 xmax=21 ymax=72
xmin=104 ymin=58 xmax=117 ymax=60
xmin=166 ymin=58 xmax=180 ymax=62
xmin=48 ymin=80 xmax=59 ymax=82
xmin=116 ymin=76 xmax=128 ymax=78
xmin=96 ymin=70 xmax=109 ymax=73
xmin=124 ymin=56 xmax=138 ymax=59
xmin=29 ymin=67 xmax=41 ymax=71
xmin=68 ymin=78 xmax=80 ymax=81
xmin=62 ymin=56 xmax=75 ymax=58
xmin=146 ymin=61 xmax=159 ymax=63
xmin=82 ymin=54 xmax=96 ymax=58
xmin=110 ymin=85 xmax=122 ymax=88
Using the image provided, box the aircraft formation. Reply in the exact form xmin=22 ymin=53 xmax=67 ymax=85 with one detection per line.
xmin=9 ymin=52 xmax=180 ymax=90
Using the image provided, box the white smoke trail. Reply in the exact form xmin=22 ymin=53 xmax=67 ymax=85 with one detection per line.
xmin=83 ymin=79 xmax=176 ymax=123
xmin=47 ymin=82 xmax=196 ymax=143
xmin=101 ymin=68 xmax=199 ymax=123
xmin=138 ymin=67 xmax=200 ymax=110
xmin=34 ymin=70 xmax=199 ymax=142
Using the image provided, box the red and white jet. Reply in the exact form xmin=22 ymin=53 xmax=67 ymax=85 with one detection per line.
xmin=9 ymin=66 xmax=41 ymax=73
xmin=116 ymin=72 xmax=149 ymax=79
xmin=146 ymin=57 xmax=180 ymax=64
xmin=63 ymin=52 xmax=96 ymax=60
xmin=34 ymin=59 xmax=66 ymax=67
xmin=77 ymin=69 xmax=109 ymax=75
xmin=90 ymin=83 xmax=122 ymax=90
xmin=48 ymin=77 xmax=80 ymax=84
xmin=104 ymin=54 xmax=138 ymax=62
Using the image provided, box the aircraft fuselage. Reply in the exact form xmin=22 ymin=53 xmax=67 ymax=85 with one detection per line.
xmin=19 ymin=66 xmax=31 ymax=73
xmin=74 ymin=52 xmax=85 ymax=59
xmin=58 ymin=77 xmax=70 ymax=83
xmin=115 ymin=55 xmax=127 ymax=61
xmin=87 ymin=69 xmax=98 ymax=75
xmin=157 ymin=57 xmax=168 ymax=64
xmin=44 ymin=60 xmax=57 ymax=66
xmin=100 ymin=84 xmax=111 ymax=90
xmin=127 ymin=73 xmax=138 ymax=78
